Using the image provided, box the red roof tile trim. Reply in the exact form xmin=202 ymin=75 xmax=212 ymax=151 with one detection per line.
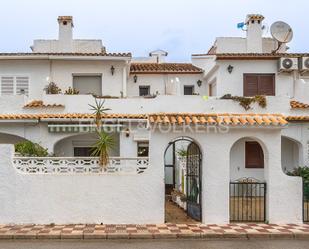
xmin=0 ymin=52 xmax=132 ymax=57
xmin=130 ymin=63 xmax=203 ymax=74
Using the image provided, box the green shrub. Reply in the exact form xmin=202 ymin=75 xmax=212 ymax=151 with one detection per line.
xmin=15 ymin=141 xmax=48 ymax=157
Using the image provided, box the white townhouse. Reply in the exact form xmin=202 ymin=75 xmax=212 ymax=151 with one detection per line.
xmin=0 ymin=14 xmax=309 ymax=225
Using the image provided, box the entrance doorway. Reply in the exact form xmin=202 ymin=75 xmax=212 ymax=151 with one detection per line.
xmin=164 ymin=137 xmax=202 ymax=223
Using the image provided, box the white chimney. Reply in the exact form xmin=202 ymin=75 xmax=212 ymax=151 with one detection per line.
xmin=57 ymin=16 xmax=73 ymax=52
xmin=149 ymin=50 xmax=168 ymax=63
xmin=246 ymin=14 xmax=264 ymax=53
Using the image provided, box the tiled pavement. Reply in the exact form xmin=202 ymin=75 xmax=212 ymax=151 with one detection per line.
xmin=0 ymin=223 xmax=309 ymax=240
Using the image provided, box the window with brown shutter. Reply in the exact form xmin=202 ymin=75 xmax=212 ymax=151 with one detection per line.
xmin=243 ymin=74 xmax=275 ymax=96
xmin=245 ymin=141 xmax=264 ymax=168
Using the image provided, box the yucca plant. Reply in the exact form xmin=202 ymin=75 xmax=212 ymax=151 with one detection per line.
xmin=89 ymin=98 xmax=111 ymax=129
xmin=91 ymin=131 xmax=115 ymax=167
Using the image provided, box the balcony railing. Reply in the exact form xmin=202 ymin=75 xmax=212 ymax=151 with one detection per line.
xmin=12 ymin=156 xmax=149 ymax=175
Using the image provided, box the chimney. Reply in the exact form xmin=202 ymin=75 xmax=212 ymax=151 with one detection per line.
xmin=149 ymin=50 xmax=168 ymax=63
xmin=245 ymin=14 xmax=264 ymax=53
xmin=57 ymin=16 xmax=73 ymax=52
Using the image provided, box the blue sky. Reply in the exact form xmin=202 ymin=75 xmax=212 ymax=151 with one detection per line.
xmin=0 ymin=0 xmax=308 ymax=61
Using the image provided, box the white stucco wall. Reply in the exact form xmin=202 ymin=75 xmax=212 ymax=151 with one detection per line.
xmin=230 ymin=138 xmax=265 ymax=182
xmin=151 ymin=126 xmax=303 ymax=224
xmin=215 ymin=60 xmax=294 ymax=97
xmin=0 ymin=125 xmax=303 ymax=224
xmin=0 ymin=59 xmax=127 ymax=99
xmin=127 ymin=74 xmax=206 ymax=96
xmin=0 ymin=144 xmax=163 ymax=224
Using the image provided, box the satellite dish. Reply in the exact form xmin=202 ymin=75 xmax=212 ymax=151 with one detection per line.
xmin=270 ymin=21 xmax=293 ymax=43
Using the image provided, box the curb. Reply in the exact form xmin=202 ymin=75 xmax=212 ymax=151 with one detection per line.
xmin=0 ymin=232 xmax=309 ymax=240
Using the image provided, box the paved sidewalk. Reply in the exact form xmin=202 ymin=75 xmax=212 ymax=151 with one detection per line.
xmin=0 ymin=223 xmax=309 ymax=240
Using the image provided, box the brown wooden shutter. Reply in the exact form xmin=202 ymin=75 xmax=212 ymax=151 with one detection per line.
xmin=258 ymin=74 xmax=275 ymax=96
xmin=244 ymin=74 xmax=275 ymax=96
xmin=245 ymin=141 xmax=264 ymax=168
xmin=244 ymin=74 xmax=258 ymax=96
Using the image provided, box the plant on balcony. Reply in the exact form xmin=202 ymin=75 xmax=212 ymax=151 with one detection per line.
xmin=220 ymin=94 xmax=267 ymax=110
xmin=15 ymin=141 xmax=48 ymax=157
xmin=64 ymin=87 xmax=79 ymax=95
xmin=44 ymin=82 xmax=62 ymax=94
xmin=89 ymin=98 xmax=111 ymax=128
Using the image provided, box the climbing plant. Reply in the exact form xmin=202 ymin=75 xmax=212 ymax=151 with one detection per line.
xmin=220 ymin=94 xmax=267 ymax=110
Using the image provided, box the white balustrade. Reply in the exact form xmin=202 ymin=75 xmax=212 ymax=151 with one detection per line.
xmin=12 ymin=157 xmax=149 ymax=174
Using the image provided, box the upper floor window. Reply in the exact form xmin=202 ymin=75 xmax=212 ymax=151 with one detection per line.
xmin=73 ymin=75 xmax=102 ymax=95
xmin=0 ymin=76 xmax=29 ymax=96
xmin=139 ymin=86 xmax=150 ymax=96
xmin=184 ymin=85 xmax=194 ymax=95
xmin=243 ymin=74 xmax=275 ymax=96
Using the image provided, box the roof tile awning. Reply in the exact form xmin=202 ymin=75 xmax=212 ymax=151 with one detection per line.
xmin=0 ymin=113 xmax=147 ymax=120
xmin=24 ymin=100 xmax=64 ymax=108
xmin=130 ymin=63 xmax=203 ymax=74
xmin=149 ymin=113 xmax=288 ymax=126
xmin=290 ymin=100 xmax=309 ymax=109
xmin=286 ymin=116 xmax=309 ymax=121
xmin=0 ymin=113 xmax=288 ymax=126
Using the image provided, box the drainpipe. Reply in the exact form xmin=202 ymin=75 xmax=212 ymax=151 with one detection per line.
xmin=291 ymin=70 xmax=299 ymax=99
xmin=122 ymin=63 xmax=128 ymax=98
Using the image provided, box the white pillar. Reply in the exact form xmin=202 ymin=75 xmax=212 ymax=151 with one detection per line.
xmin=264 ymin=133 xmax=303 ymax=223
xmin=203 ymin=142 xmax=230 ymax=224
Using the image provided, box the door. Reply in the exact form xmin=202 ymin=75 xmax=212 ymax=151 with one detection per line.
xmin=186 ymin=142 xmax=202 ymax=221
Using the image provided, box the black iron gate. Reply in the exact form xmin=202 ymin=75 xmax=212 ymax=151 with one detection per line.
xmin=304 ymin=181 xmax=309 ymax=222
xmin=186 ymin=142 xmax=202 ymax=221
xmin=230 ymin=181 xmax=266 ymax=222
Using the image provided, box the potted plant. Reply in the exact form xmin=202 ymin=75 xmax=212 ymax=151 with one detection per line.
xmin=44 ymin=82 xmax=62 ymax=94
xmin=64 ymin=87 xmax=79 ymax=95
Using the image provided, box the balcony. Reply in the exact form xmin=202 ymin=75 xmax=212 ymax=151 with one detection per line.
xmin=41 ymin=94 xmax=292 ymax=115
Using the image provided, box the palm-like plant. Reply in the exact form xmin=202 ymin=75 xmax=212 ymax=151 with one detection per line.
xmin=91 ymin=131 xmax=115 ymax=167
xmin=89 ymin=98 xmax=111 ymax=129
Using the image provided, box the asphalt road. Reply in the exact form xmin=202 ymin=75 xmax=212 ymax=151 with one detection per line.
xmin=0 ymin=239 xmax=309 ymax=249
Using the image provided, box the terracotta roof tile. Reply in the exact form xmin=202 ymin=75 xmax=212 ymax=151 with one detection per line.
xmin=191 ymin=53 xmax=309 ymax=59
xmin=0 ymin=113 xmax=147 ymax=120
xmin=0 ymin=112 xmax=290 ymax=126
xmin=286 ymin=116 xmax=309 ymax=121
xmin=0 ymin=52 xmax=132 ymax=57
xmin=290 ymin=100 xmax=309 ymax=109
xmin=130 ymin=63 xmax=203 ymax=74
xmin=24 ymin=100 xmax=64 ymax=108
xmin=148 ymin=113 xmax=287 ymax=126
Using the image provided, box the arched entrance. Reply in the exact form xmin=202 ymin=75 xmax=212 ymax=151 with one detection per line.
xmin=229 ymin=137 xmax=266 ymax=222
xmin=164 ymin=137 xmax=202 ymax=222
